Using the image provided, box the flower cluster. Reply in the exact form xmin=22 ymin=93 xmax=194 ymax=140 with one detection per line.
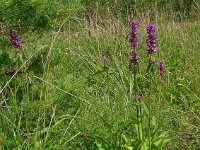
xmin=125 ymin=20 xmax=140 ymax=72
xmin=125 ymin=21 xmax=139 ymax=49
xmin=146 ymin=24 xmax=157 ymax=54
xmin=146 ymin=24 xmax=158 ymax=67
xmin=146 ymin=24 xmax=165 ymax=77
xmin=125 ymin=21 xmax=165 ymax=76
xmin=130 ymin=50 xmax=139 ymax=72
xmin=9 ymin=30 xmax=23 ymax=48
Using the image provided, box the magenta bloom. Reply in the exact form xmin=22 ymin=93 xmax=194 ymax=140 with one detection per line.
xmin=158 ymin=61 xmax=164 ymax=75
xmin=149 ymin=60 xmax=156 ymax=65
xmin=125 ymin=20 xmax=140 ymax=73
xmin=146 ymin=24 xmax=157 ymax=53
xmin=9 ymin=30 xmax=23 ymax=48
xmin=125 ymin=21 xmax=139 ymax=49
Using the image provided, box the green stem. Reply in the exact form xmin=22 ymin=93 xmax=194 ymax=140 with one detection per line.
xmin=134 ymin=72 xmax=143 ymax=142
xmin=149 ymin=65 xmax=153 ymax=150
xmin=134 ymin=73 xmax=140 ymax=139
xmin=139 ymin=100 xmax=143 ymax=141
xmin=148 ymin=54 xmax=152 ymax=150
xmin=106 ymin=67 xmax=112 ymax=112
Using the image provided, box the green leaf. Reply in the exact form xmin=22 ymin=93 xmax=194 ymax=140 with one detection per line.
xmin=152 ymin=116 xmax=157 ymax=128
xmin=133 ymin=140 xmax=142 ymax=150
xmin=95 ymin=136 xmax=111 ymax=150
xmin=153 ymin=132 xmax=170 ymax=148
xmin=129 ymin=116 xmax=140 ymax=125
xmin=141 ymin=101 xmax=149 ymax=116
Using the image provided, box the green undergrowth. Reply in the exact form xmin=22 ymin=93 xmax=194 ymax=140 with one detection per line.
xmin=1 ymin=11 xmax=200 ymax=150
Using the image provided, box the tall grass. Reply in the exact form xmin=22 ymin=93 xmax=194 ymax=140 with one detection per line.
xmin=1 ymin=1 xmax=200 ymax=149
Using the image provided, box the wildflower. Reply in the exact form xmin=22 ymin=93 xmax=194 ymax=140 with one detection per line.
xmin=149 ymin=60 xmax=156 ymax=65
xmin=9 ymin=30 xmax=23 ymax=48
xmin=125 ymin=20 xmax=139 ymax=49
xmin=158 ymin=61 xmax=164 ymax=75
xmin=130 ymin=50 xmax=139 ymax=63
xmin=130 ymin=50 xmax=139 ymax=72
xmin=125 ymin=20 xmax=140 ymax=72
xmin=146 ymin=24 xmax=157 ymax=54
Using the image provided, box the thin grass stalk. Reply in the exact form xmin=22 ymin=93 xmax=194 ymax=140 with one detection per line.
xmin=106 ymin=65 xmax=112 ymax=112
xmin=148 ymin=69 xmax=152 ymax=150
xmin=134 ymin=73 xmax=140 ymax=140
xmin=134 ymin=68 xmax=143 ymax=143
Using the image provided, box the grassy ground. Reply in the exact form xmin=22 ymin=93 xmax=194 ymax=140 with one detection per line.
xmin=1 ymin=4 xmax=200 ymax=149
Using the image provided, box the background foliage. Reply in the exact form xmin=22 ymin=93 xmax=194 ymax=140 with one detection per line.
xmin=0 ymin=0 xmax=200 ymax=149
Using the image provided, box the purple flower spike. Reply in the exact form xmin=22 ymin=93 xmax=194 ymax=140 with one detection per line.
xmin=125 ymin=20 xmax=139 ymax=49
xmin=130 ymin=50 xmax=139 ymax=64
xmin=158 ymin=61 xmax=164 ymax=75
xmin=125 ymin=20 xmax=140 ymax=73
xmin=146 ymin=24 xmax=157 ymax=54
xmin=130 ymin=50 xmax=139 ymax=72
xmin=9 ymin=30 xmax=23 ymax=48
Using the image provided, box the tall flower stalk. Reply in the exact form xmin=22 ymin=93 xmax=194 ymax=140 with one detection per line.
xmin=125 ymin=20 xmax=143 ymax=141
xmin=125 ymin=20 xmax=139 ymax=100
xmin=146 ymin=23 xmax=158 ymax=150
xmin=123 ymin=21 xmax=168 ymax=149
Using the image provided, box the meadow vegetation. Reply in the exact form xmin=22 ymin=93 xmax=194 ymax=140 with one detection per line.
xmin=0 ymin=0 xmax=200 ymax=149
